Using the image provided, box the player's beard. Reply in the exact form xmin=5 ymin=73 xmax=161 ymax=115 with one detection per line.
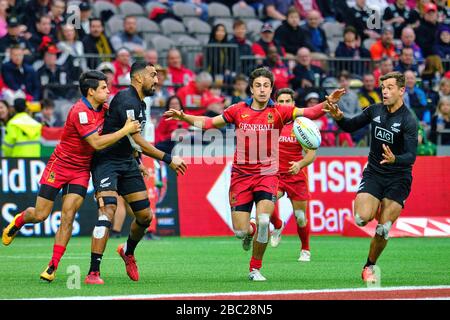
xmin=143 ymin=85 xmax=155 ymax=97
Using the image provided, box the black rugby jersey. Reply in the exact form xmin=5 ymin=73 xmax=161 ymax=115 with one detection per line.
xmin=336 ymin=103 xmax=418 ymax=175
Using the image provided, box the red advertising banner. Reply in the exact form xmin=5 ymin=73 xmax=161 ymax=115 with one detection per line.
xmin=177 ymin=156 xmax=450 ymax=236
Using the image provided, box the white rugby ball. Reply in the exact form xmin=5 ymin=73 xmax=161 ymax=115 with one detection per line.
xmin=292 ymin=117 xmax=322 ymax=150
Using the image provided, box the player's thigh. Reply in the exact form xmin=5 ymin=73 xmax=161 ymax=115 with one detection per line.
xmin=231 ymin=210 xmax=251 ymax=231
xmin=291 ymin=200 xmax=307 ymax=212
xmin=60 ymin=192 xmax=85 ymax=225
xmin=354 ymin=193 xmax=380 ymax=221
xmin=96 ymin=190 xmax=119 ymax=219
xmin=33 ymin=195 xmax=55 ymax=220
xmin=379 ymin=198 xmax=402 ymax=224
xmin=122 ymin=190 xmax=152 ymax=221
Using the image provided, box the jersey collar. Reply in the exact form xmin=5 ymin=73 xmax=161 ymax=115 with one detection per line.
xmin=244 ymin=97 xmax=275 ymax=109
xmin=81 ymin=96 xmax=103 ymax=113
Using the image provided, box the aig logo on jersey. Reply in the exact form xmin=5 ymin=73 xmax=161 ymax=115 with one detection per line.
xmin=375 ymin=126 xmax=394 ymax=144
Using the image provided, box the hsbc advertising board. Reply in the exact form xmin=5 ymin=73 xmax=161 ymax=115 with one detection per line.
xmin=176 ymin=156 xmax=450 ymax=236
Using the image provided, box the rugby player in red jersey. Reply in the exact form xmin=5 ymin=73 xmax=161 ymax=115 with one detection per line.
xmin=2 ymin=71 xmax=141 ymax=282
xmin=269 ymin=88 xmax=316 ymax=262
xmin=165 ymin=68 xmax=345 ymax=281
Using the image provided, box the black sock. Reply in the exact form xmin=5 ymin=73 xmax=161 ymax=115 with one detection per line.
xmin=89 ymin=253 xmax=103 ymax=273
xmin=125 ymin=235 xmax=139 ymax=256
xmin=364 ymin=258 xmax=375 ymax=268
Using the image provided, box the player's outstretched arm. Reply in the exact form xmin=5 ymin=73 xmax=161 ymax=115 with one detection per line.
xmin=288 ymin=148 xmax=316 ymax=175
xmin=323 ymin=102 xmax=371 ymax=133
xmin=164 ymin=109 xmax=227 ymax=129
xmin=131 ymin=133 xmax=187 ymax=175
xmin=85 ymin=117 xmax=141 ymax=150
xmin=293 ymin=88 xmax=346 ymax=120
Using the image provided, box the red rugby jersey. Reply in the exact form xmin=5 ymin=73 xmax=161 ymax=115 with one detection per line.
xmin=53 ymin=97 xmax=107 ymax=168
xmin=222 ymin=98 xmax=295 ymax=175
xmin=278 ymin=121 xmax=304 ymax=174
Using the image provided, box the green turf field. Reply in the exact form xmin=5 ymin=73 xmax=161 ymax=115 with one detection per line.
xmin=0 ymin=236 xmax=449 ymax=299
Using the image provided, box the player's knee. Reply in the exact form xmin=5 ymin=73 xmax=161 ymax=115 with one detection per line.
xmin=256 ymin=213 xmax=270 ymax=244
xmin=136 ymin=215 xmax=151 ymax=229
xmin=375 ymin=221 xmax=392 ymax=240
xmin=354 ymin=213 xmax=369 ymax=227
xmin=92 ymin=215 xmax=112 ymax=239
xmin=294 ymin=209 xmax=307 ymax=227
xmin=129 ymin=199 xmax=150 ymax=214
xmin=97 ymin=196 xmax=117 ymax=211
xmin=34 ymin=211 xmax=50 ymax=223
xmin=234 ymin=230 xmax=247 ymax=239
xmin=60 ymin=210 xmax=76 ymax=228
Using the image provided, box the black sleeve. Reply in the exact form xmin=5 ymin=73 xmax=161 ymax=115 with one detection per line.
xmin=336 ymin=107 xmax=371 ymax=132
xmin=383 ymin=7 xmax=394 ymax=21
xmin=395 ymin=115 xmax=418 ymax=165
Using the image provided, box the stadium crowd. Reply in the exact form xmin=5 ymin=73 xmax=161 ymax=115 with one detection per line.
xmin=0 ymin=0 xmax=450 ymax=158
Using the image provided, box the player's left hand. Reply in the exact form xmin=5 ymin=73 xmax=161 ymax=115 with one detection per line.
xmin=139 ymin=163 xmax=150 ymax=179
xmin=326 ymin=88 xmax=346 ymax=104
xmin=380 ymin=144 xmax=396 ymax=164
xmin=288 ymin=161 xmax=301 ymax=175
xmin=169 ymin=156 xmax=187 ymax=175
xmin=164 ymin=109 xmax=185 ymax=121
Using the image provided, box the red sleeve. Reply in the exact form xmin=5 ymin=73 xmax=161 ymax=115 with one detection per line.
xmin=222 ymin=104 xmax=238 ymax=123
xmin=72 ymin=108 xmax=99 ymax=139
xmin=252 ymin=43 xmax=266 ymax=57
xmin=302 ymin=102 xmax=325 ymax=120
xmin=176 ymin=87 xmax=187 ymax=108
xmin=278 ymin=105 xmax=296 ymax=124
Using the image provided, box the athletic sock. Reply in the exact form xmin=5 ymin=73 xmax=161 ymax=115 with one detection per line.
xmin=365 ymin=258 xmax=375 ymax=268
xmin=249 ymin=256 xmax=262 ymax=271
xmin=49 ymin=244 xmax=66 ymax=269
xmin=270 ymin=206 xmax=283 ymax=230
xmin=14 ymin=212 xmax=26 ymax=228
xmin=89 ymin=253 xmax=103 ymax=273
xmin=297 ymin=223 xmax=310 ymax=251
xmin=249 ymin=220 xmax=256 ymax=237
xmin=125 ymin=235 xmax=139 ymax=256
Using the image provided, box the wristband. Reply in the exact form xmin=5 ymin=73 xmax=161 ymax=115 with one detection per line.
xmin=162 ymin=153 xmax=172 ymax=164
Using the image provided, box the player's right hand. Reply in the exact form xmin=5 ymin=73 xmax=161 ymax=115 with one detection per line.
xmin=169 ymin=156 xmax=187 ymax=175
xmin=124 ymin=117 xmax=141 ymax=134
xmin=323 ymin=102 xmax=344 ymax=121
xmin=164 ymin=109 xmax=185 ymax=121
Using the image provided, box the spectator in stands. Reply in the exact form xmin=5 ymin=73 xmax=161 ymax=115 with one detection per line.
xmin=0 ymin=0 xmax=8 ymax=38
xmin=112 ymin=47 xmax=131 ymax=90
xmin=151 ymin=64 xmax=173 ymax=108
xmin=252 ymin=22 xmax=285 ymax=62
xmin=397 ymin=27 xmax=424 ymax=62
xmin=82 ymin=18 xmax=115 ymax=70
xmin=0 ymin=100 xmax=10 ymax=144
xmin=231 ymin=74 xmax=249 ymax=104
xmin=290 ymin=47 xmax=326 ymax=91
xmin=110 ymin=15 xmax=146 ymax=56
xmin=77 ymin=1 xmax=92 ymax=40
xmin=205 ymin=23 xmax=234 ymax=83
xmin=337 ymin=70 xmax=361 ymax=117
xmin=335 ymin=26 xmax=371 ymax=59
xmin=57 ymin=23 xmax=87 ymax=83
xmin=394 ymin=47 xmax=420 ymax=76
xmin=176 ymin=71 xmax=214 ymax=116
xmin=166 ymin=48 xmax=196 ymax=90
xmin=439 ymin=78 xmax=450 ymax=99
xmin=155 ymin=95 xmax=190 ymax=154
xmin=0 ymin=16 xmax=32 ymax=56
xmin=29 ymin=15 xmax=56 ymax=55
xmin=373 ymin=57 xmax=394 ymax=86
xmin=204 ymin=95 xmax=226 ymax=118
xmin=1 ymin=98 xmax=42 ymax=157
xmin=370 ymin=25 xmax=398 ymax=61
xmin=301 ymin=10 xmax=329 ymax=55
xmin=421 ymin=54 xmax=444 ymax=90
xmin=415 ymin=2 xmax=440 ymax=57
xmin=49 ymin=0 xmax=65 ymax=40
xmin=383 ymin=0 xmax=420 ymax=39
xmin=2 ymin=45 xmax=40 ymax=100
xmin=262 ymin=45 xmax=293 ymax=91
xmin=263 ymin=0 xmax=294 ymax=21
xmin=144 ymin=49 xmax=158 ymax=65
xmin=96 ymin=61 xmax=117 ymax=99
xmin=229 ymin=19 xmax=254 ymax=75
xmin=347 ymin=0 xmax=381 ymax=41
xmin=274 ymin=7 xmax=311 ymax=57
xmin=429 ymin=96 xmax=450 ymax=145
xmin=294 ymin=0 xmax=320 ymax=19
xmin=434 ymin=0 xmax=450 ymax=24
xmin=358 ymin=73 xmax=382 ymax=109
xmin=24 ymin=0 xmax=50 ymax=32
xmin=404 ymin=70 xmax=428 ymax=121
xmin=433 ymin=24 xmax=450 ymax=60
xmin=34 ymin=98 xmax=63 ymax=127
xmin=188 ymin=0 xmax=208 ymax=22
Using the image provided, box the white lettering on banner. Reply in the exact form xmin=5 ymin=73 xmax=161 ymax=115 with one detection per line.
xmin=309 ymin=200 xmax=353 ymax=232
xmin=0 ymin=159 xmax=27 ymax=193
xmin=30 ymin=160 xmax=45 ymax=192
xmin=1 ymin=204 xmax=80 ymax=236
xmin=308 ymin=161 xmax=363 ymax=193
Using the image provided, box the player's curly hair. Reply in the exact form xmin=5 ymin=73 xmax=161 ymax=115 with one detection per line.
xmin=249 ymin=67 xmax=274 ymax=88
xmin=79 ymin=70 xmax=107 ymax=97
xmin=380 ymin=72 xmax=405 ymax=88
